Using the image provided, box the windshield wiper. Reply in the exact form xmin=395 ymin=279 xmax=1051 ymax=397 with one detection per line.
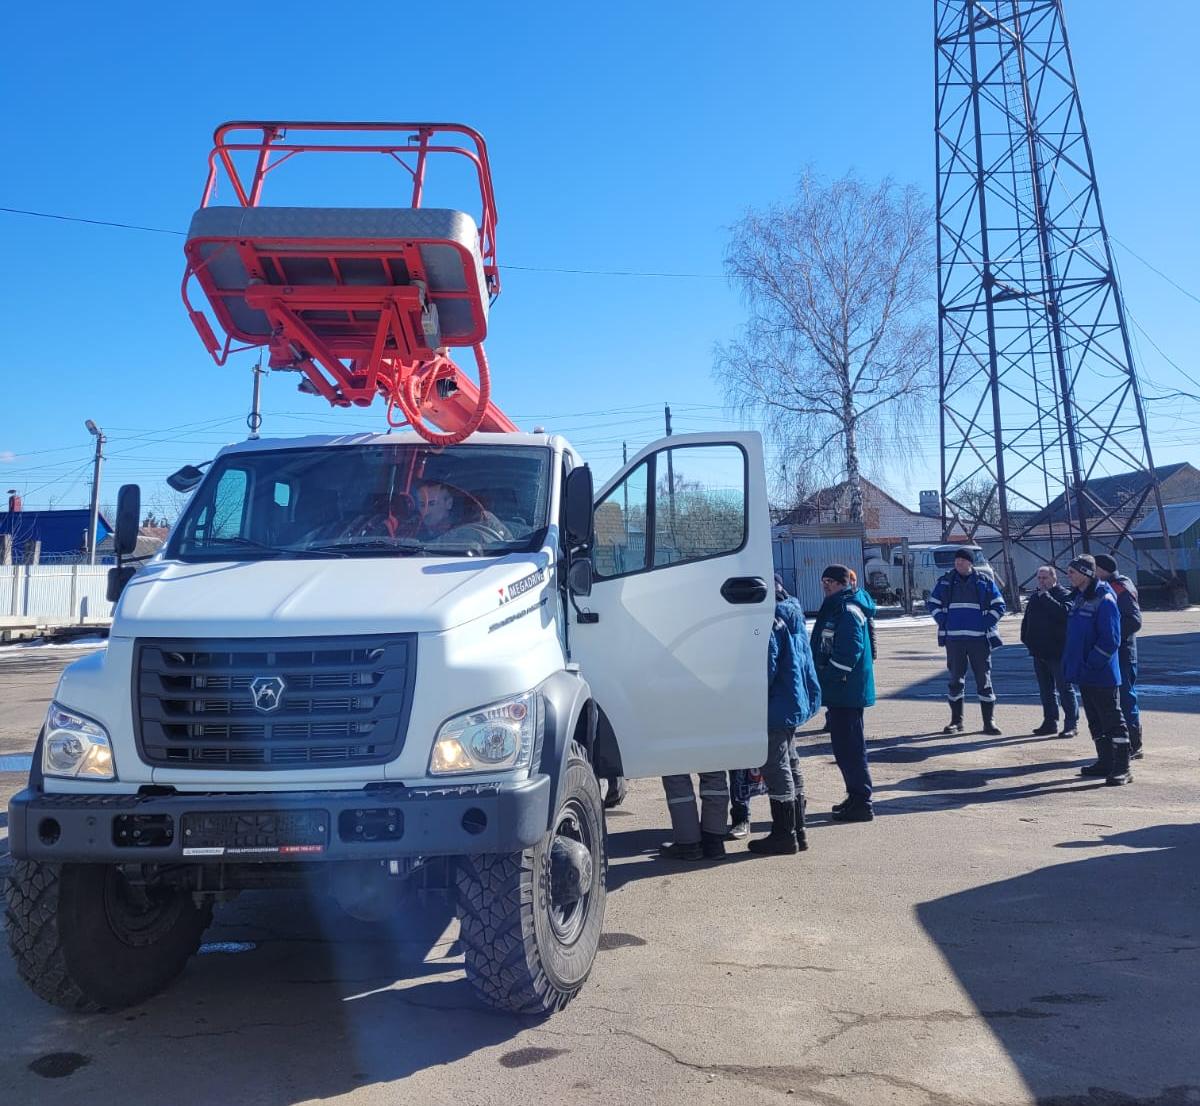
xmin=187 ymin=537 xmax=345 ymax=558
xmin=304 ymin=539 xmax=425 ymax=556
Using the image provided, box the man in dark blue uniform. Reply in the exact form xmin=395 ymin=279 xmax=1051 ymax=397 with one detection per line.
xmin=1064 ymin=555 xmax=1132 ymax=786
xmin=926 ymin=549 xmax=1006 ymax=735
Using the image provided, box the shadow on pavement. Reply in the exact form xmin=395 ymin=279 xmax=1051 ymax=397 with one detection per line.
xmin=916 ymin=822 xmax=1200 ymax=1103
xmin=886 ymin=631 xmax=1200 ymax=715
xmin=6 ymin=884 xmax=545 ymax=1103
xmin=605 ymin=824 xmax=768 ymax=892
xmin=870 ymin=762 xmax=1105 ymax=817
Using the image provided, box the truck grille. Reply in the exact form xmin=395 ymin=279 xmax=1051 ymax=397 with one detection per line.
xmin=134 ymin=635 xmax=416 ymax=770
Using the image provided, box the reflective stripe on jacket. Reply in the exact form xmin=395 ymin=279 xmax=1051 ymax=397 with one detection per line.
xmin=927 ymin=569 xmax=1005 ymax=648
xmin=811 ymin=588 xmax=876 ymax=709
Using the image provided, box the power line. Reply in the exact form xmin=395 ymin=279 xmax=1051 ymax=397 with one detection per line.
xmin=0 ymin=205 xmax=723 ymax=279
xmin=1113 ymin=236 xmax=1200 ymax=308
xmin=0 ymin=206 xmax=186 ymax=237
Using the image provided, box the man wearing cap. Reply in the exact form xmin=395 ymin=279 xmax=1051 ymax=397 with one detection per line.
xmin=926 ymin=548 xmax=1006 ymax=735
xmin=1093 ymin=554 xmax=1144 ymax=759
xmin=747 ymin=575 xmax=822 ymax=854
xmin=1063 ymin=554 xmax=1133 ymax=785
xmin=811 ymin=565 xmax=876 ymax=822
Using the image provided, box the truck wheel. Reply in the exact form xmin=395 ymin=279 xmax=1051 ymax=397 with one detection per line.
xmin=5 ymin=860 xmax=213 ymax=1012
xmin=455 ymin=742 xmax=607 ymax=1014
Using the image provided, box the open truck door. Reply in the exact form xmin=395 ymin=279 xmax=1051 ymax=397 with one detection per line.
xmin=572 ymin=432 xmax=773 ymax=778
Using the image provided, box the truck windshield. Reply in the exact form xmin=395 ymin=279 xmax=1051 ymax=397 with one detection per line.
xmin=168 ymin=443 xmax=552 ymax=561
xmin=933 ymin=548 xmax=985 ymax=567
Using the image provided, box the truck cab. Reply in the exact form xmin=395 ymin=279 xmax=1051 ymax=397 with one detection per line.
xmin=6 ymin=429 xmax=773 ymax=1014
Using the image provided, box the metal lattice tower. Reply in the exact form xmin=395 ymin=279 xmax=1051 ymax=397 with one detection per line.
xmin=934 ymin=0 xmax=1174 ymax=601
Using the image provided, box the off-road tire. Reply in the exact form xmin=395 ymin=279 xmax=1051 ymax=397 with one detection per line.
xmin=5 ymin=860 xmax=213 ymax=1012
xmin=456 ymin=742 xmax=607 ymax=1014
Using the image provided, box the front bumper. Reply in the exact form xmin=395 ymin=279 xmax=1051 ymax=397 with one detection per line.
xmin=7 ymin=776 xmax=551 ymax=864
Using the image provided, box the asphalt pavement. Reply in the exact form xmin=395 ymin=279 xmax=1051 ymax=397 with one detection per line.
xmin=0 ymin=612 xmax=1197 ymax=1106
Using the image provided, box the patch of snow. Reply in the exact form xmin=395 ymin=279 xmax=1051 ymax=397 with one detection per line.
xmin=1136 ymin=684 xmax=1200 ymax=696
xmin=0 ymin=636 xmax=107 ymax=653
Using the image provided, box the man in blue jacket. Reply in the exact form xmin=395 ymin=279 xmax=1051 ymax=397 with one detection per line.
xmin=749 ymin=576 xmax=822 ymax=854
xmin=1094 ymin=553 xmax=1144 ymax=759
xmin=811 ymin=564 xmax=876 ymax=823
xmin=926 ymin=549 xmax=1006 ymax=736
xmin=1064 ymin=555 xmax=1132 ymax=786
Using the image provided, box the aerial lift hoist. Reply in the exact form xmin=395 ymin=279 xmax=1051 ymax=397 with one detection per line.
xmin=182 ymin=121 xmax=518 ymax=445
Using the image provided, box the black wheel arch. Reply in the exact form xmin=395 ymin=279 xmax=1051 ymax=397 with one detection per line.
xmin=539 ymin=672 xmax=618 ymax=831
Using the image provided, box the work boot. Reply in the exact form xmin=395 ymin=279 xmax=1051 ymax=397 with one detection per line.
xmin=830 ymin=799 xmax=874 ymax=823
xmin=1128 ymin=724 xmax=1144 ymax=760
xmin=701 ymin=832 xmax=726 ymax=859
xmin=658 ymin=840 xmax=703 ymax=862
xmin=602 ymin=775 xmax=627 ymax=809
xmin=794 ymin=795 xmax=808 ymax=852
xmin=1079 ymin=738 xmax=1112 ymax=778
xmin=832 ymin=795 xmax=851 ymax=814
xmin=943 ymin=699 xmax=964 ymax=734
xmin=747 ymin=800 xmax=799 ymax=855
xmin=1032 ymin=720 xmax=1059 ymax=736
xmin=1106 ymin=742 xmax=1133 ymax=786
xmin=981 ymin=702 xmax=1002 ymax=736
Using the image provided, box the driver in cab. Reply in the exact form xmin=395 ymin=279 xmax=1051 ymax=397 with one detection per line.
xmin=414 ymin=480 xmax=510 ymax=543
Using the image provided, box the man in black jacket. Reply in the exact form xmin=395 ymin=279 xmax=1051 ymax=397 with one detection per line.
xmin=1094 ymin=553 xmax=1144 ymax=758
xmin=1020 ymin=565 xmax=1078 ymax=737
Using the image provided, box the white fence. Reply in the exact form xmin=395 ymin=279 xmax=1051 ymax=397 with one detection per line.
xmin=0 ymin=564 xmax=113 ymax=622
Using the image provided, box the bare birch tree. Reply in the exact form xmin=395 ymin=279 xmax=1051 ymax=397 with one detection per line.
xmin=716 ymin=172 xmax=936 ymax=522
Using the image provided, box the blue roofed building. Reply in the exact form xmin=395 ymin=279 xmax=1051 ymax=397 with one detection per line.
xmin=0 ymin=495 xmax=112 ymax=562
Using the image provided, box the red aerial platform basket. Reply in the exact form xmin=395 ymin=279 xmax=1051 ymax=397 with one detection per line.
xmin=182 ymin=121 xmax=517 ymax=444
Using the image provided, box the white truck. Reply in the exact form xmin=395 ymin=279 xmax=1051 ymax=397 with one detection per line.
xmin=5 ymin=429 xmax=774 ymax=1014
xmin=865 ymin=542 xmax=999 ymax=605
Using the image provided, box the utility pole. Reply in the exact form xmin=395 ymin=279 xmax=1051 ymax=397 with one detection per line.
xmin=622 ymin=441 xmax=628 ymax=519
xmin=85 ymin=420 xmax=105 ymax=565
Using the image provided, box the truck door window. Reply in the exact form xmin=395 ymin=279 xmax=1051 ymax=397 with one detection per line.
xmin=206 ymin=463 xmax=248 ymax=537
xmin=593 ymin=461 xmax=649 ymax=579
xmin=652 ymin=444 xmax=746 ymax=567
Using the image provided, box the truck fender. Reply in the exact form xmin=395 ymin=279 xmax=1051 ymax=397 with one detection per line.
xmin=538 ymin=670 xmax=594 ymax=832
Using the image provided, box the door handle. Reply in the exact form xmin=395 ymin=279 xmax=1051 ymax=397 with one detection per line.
xmin=721 ymin=576 xmax=768 ymax=604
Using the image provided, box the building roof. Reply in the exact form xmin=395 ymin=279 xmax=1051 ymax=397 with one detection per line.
xmin=777 ymin=477 xmax=918 ymax=526
xmin=1028 ymin=463 xmax=1194 ymax=528
xmin=0 ymin=509 xmax=112 ymax=557
xmin=1131 ymin=500 xmax=1200 ymax=538
xmin=96 ymin=530 xmax=165 ymax=559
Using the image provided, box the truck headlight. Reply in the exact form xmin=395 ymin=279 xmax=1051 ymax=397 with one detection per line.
xmin=430 ymin=691 xmax=541 ymax=776
xmin=42 ymin=702 xmax=116 ymax=780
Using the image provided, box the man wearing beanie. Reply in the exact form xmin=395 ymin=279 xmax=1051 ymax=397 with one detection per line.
xmin=926 ymin=547 xmax=1006 ymax=735
xmin=1093 ymin=553 xmax=1144 ymax=758
xmin=1064 ymin=555 xmax=1133 ymax=785
xmin=811 ymin=564 xmax=876 ymax=822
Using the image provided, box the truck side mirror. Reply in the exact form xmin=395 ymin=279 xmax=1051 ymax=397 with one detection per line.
xmin=106 ymin=565 xmax=137 ymax=603
xmin=167 ymin=464 xmax=207 ymax=492
xmin=115 ymin=484 xmax=141 ymax=558
xmin=563 ymin=467 xmax=594 ymax=549
xmin=567 ymin=558 xmax=593 ymax=597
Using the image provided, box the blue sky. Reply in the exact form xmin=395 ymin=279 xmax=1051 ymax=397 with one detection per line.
xmin=2 ymin=0 xmax=1197 ymax=514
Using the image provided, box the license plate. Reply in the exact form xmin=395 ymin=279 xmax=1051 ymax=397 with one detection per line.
xmin=181 ymin=810 xmax=329 ymax=858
